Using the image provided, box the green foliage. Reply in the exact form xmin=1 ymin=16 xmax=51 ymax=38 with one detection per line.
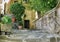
xmin=30 ymin=0 xmax=57 ymax=14
xmin=10 ymin=3 xmax=25 ymax=25
xmin=2 ymin=15 xmax=12 ymax=24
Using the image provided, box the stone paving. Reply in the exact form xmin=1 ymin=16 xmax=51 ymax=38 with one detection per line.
xmin=0 ymin=30 xmax=60 ymax=42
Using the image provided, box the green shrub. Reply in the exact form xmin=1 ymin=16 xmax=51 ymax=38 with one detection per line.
xmin=10 ymin=3 xmax=25 ymax=25
xmin=2 ymin=15 xmax=12 ymax=24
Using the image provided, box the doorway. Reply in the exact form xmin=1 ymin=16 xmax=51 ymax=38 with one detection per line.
xmin=24 ymin=20 xmax=30 ymax=29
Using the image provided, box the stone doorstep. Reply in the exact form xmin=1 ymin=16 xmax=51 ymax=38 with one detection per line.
xmin=6 ymin=36 xmax=60 ymax=42
xmin=0 ymin=34 xmax=60 ymax=42
xmin=5 ymin=34 xmax=60 ymax=42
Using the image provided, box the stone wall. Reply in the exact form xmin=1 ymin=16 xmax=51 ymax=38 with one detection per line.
xmin=35 ymin=7 xmax=60 ymax=34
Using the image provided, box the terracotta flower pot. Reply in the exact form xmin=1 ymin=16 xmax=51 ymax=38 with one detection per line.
xmin=18 ymin=25 xmax=22 ymax=29
xmin=12 ymin=17 xmax=16 ymax=22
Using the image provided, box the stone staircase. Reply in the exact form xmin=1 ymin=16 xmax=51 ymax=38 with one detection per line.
xmin=34 ymin=2 xmax=60 ymax=34
xmin=1 ymin=30 xmax=60 ymax=42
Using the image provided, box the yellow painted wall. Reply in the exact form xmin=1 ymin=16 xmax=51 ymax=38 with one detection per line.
xmin=24 ymin=9 xmax=36 ymax=29
xmin=6 ymin=0 xmax=18 ymax=14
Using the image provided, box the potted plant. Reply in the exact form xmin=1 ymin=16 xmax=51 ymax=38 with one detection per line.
xmin=18 ymin=21 xmax=23 ymax=29
xmin=10 ymin=3 xmax=25 ymax=29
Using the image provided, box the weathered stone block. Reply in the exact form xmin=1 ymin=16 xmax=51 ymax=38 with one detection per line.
xmin=50 ymin=37 xmax=56 ymax=42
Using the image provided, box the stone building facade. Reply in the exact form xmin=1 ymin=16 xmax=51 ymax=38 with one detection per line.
xmin=6 ymin=0 xmax=36 ymax=29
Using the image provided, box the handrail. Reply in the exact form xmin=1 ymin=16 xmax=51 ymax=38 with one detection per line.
xmin=33 ymin=7 xmax=56 ymax=22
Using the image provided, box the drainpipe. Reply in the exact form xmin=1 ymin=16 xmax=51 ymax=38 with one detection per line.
xmin=4 ymin=0 xmax=6 ymax=14
xmin=4 ymin=3 xmax=6 ymax=14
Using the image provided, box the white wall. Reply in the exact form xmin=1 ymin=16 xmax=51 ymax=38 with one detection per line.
xmin=0 ymin=0 xmax=9 ymax=14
